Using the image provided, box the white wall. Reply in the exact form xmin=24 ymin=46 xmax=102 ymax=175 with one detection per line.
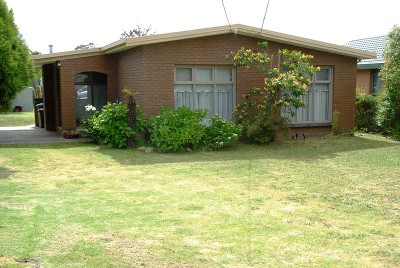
xmin=12 ymin=87 xmax=34 ymax=112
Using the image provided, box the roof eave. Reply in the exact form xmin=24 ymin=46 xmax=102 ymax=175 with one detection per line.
xmin=32 ymin=24 xmax=376 ymax=64
xmin=357 ymin=62 xmax=384 ymax=70
xmin=32 ymin=48 xmax=103 ymax=65
xmin=101 ymin=39 xmax=127 ymax=53
xmin=105 ymin=25 xmax=234 ymax=53
xmin=234 ymin=25 xmax=376 ymax=60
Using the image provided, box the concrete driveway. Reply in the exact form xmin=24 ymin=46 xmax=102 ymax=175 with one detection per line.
xmin=0 ymin=125 xmax=86 ymax=144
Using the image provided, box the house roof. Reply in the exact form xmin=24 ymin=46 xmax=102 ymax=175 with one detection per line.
xmin=345 ymin=35 xmax=387 ymax=69
xmin=32 ymin=24 xmax=376 ymax=65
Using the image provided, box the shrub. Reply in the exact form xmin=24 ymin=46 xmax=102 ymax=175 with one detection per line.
xmin=390 ymin=124 xmax=400 ymax=140
xmin=355 ymin=91 xmax=379 ymax=132
xmin=149 ymin=107 xmax=207 ymax=152
xmin=240 ymin=114 xmax=277 ymax=144
xmin=234 ymin=92 xmax=288 ymax=144
xmin=204 ymin=115 xmax=243 ymax=150
xmin=375 ymin=89 xmax=392 ymax=133
xmin=129 ymin=105 xmax=149 ymax=146
xmin=83 ymin=103 xmax=147 ymax=148
xmin=96 ymin=103 xmax=133 ymax=148
xmin=82 ymin=109 xmax=101 ymax=144
xmin=331 ymin=111 xmax=340 ymax=135
xmin=380 ymin=25 xmax=400 ymax=131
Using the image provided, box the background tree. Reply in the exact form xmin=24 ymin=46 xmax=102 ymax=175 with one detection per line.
xmin=0 ymin=0 xmax=35 ymax=112
xmin=120 ymin=24 xmax=155 ymax=39
xmin=227 ymin=42 xmax=318 ymax=143
xmin=74 ymin=42 xmax=96 ymax=50
xmin=379 ymin=25 xmax=400 ymax=137
xmin=30 ymin=50 xmax=42 ymax=93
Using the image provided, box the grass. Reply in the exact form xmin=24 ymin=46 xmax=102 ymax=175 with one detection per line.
xmin=0 ymin=134 xmax=399 ymax=267
xmin=0 ymin=112 xmax=34 ymax=127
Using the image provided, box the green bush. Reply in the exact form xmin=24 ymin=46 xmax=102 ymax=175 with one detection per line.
xmin=83 ymin=103 xmax=146 ymax=148
xmin=82 ymin=109 xmax=101 ymax=144
xmin=236 ymin=106 xmax=287 ymax=144
xmin=204 ymin=115 xmax=243 ymax=150
xmin=380 ymin=25 xmax=400 ymax=131
xmin=85 ymin=104 xmax=244 ymax=152
xmin=130 ymin=106 xmax=149 ymax=146
xmin=375 ymin=88 xmax=396 ymax=135
xmin=149 ymin=107 xmax=207 ymax=152
xmin=389 ymin=124 xmax=400 ymax=140
xmin=355 ymin=91 xmax=379 ymax=132
xmin=331 ymin=111 xmax=340 ymax=135
xmin=233 ymin=87 xmax=289 ymax=144
xmin=241 ymin=115 xmax=277 ymax=144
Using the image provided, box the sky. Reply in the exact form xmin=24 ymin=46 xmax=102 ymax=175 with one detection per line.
xmin=5 ymin=0 xmax=400 ymax=54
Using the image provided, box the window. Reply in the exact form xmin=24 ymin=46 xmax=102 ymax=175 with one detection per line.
xmin=284 ymin=68 xmax=333 ymax=125
xmin=174 ymin=66 xmax=235 ymax=121
xmin=75 ymin=72 xmax=107 ymax=121
xmin=371 ymin=69 xmax=383 ymax=96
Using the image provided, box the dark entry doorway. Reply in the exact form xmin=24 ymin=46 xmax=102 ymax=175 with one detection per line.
xmin=42 ymin=63 xmax=60 ymax=131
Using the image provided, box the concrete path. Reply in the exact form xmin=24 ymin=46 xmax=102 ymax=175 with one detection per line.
xmin=0 ymin=125 xmax=87 ymax=144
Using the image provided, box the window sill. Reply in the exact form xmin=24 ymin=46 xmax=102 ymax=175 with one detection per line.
xmin=289 ymin=122 xmax=331 ymax=128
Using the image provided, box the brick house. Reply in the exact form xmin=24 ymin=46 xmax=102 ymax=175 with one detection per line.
xmin=346 ymin=36 xmax=387 ymax=95
xmin=32 ymin=24 xmax=374 ymax=135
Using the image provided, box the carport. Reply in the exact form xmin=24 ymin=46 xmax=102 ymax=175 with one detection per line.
xmin=41 ymin=62 xmax=61 ymax=131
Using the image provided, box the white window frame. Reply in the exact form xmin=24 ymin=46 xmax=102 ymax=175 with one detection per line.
xmin=174 ymin=66 xmax=236 ymax=121
xmin=286 ymin=67 xmax=333 ymax=126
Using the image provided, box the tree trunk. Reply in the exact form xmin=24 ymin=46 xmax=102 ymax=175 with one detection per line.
xmin=127 ymin=96 xmax=137 ymax=147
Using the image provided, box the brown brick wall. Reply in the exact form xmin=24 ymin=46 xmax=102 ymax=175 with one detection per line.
xmin=118 ymin=34 xmax=267 ymax=116
xmin=56 ymin=33 xmax=358 ymax=132
xmin=356 ymin=69 xmax=371 ymax=94
xmin=59 ymin=55 xmax=118 ymax=129
xmin=117 ymin=47 xmax=144 ymax=100
xmin=127 ymin=34 xmax=356 ymax=131
xmin=279 ymin=45 xmax=357 ymax=130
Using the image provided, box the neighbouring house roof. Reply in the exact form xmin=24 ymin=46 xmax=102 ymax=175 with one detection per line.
xmin=345 ymin=35 xmax=387 ymax=69
xmin=32 ymin=24 xmax=376 ymax=65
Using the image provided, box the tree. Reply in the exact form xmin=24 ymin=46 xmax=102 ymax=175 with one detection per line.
xmin=120 ymin=24 xmax=155 ymax=39
xmin=0 ymin=0 xmax=34 ymax=112
xmin=122 ymin=86 xmax=138 ymax=147
xmin=122 ymin=86 xmax=147 ymax=147
xmin=227 ymin=42 xmax=318 ymax=143
xmin=30 ymin=51 xmax=42 ymax=92
xmin=380 ymin=25 xmax=400 ymax=133
xmin=74 ymin=42 xmax=96 ymax=50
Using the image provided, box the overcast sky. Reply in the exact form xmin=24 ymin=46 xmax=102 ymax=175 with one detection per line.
xmin=5 ymin=0 xmax=400 ymax=54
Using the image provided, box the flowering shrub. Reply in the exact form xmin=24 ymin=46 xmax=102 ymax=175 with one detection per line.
xmin=82 ymin=105 xmax=101 ymax=144
xmin=204 ymin=115 xmax=242 ymax=150
xmin=83 ymin=103 xmax=146 ymax=148
xmin=149 ymin=107 xmax=207 ymax=152
xmin=227 ymin=42 xmax=317 ymax=143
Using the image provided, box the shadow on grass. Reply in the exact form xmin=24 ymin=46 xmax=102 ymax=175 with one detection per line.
xmin=0 ymin=166 xmax=15 ymax=180
xmin=0 ymin=140 xmax=91 ymax=150
xmin=0 ymin=135 xmax=397 ymax=167
xmin=96 ymin=135 xmax=399 ymax=166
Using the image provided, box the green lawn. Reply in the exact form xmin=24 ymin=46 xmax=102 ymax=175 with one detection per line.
xmin=0 ymin=135 xmax=399 ymax=267
xmin=0 ymin=112 xmax=34 ymax=127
